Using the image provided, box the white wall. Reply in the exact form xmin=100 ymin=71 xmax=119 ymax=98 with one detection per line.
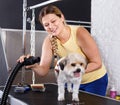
xmin=91 ymin=0 xmax=120 ymax=95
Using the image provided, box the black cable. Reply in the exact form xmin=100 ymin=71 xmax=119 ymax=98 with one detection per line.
xmin=0 ymin=56 xmax=40 ymax=105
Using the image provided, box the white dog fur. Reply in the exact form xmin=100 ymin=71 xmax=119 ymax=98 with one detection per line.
xmin=54 ymin=53 xmax=87 ymax=101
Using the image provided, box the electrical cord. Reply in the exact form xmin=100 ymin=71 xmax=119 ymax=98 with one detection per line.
xmin=0 ymin=56 xmax=40 ymax=105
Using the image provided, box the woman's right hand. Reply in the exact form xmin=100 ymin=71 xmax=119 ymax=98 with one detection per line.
xmin=17 ymin=54 xmax=38 ymax=70
xmin=17 ymin=54 xmax=31 ymax=63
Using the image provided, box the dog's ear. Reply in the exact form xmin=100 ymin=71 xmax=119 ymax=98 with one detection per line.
xmin=59 ymin=59 xmax=67 ymax=70
xmin=59 ymin=62 xmax=64 ymax=70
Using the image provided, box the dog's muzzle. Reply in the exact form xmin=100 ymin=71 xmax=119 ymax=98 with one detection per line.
xmin=73 ymin=68 xmax=81 ymax=77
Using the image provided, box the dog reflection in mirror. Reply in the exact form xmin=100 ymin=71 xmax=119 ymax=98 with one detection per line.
xmin=55 ymin=53 xmax=87 ymax=101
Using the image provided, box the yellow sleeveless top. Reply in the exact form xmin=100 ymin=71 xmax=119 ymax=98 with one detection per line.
xmin=56 ymin=25 xmax=107 ymax=84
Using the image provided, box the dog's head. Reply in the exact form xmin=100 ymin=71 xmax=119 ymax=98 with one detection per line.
xmin=56 ymin=53 xmax=87 ymax=77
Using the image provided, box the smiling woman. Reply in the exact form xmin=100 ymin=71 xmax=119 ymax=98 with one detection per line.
xmin=17 ymin=4 xmax=108 ymax=97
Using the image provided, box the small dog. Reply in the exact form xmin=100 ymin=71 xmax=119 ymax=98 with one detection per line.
xmin=55 ymin=53 xmax=87 ymax=101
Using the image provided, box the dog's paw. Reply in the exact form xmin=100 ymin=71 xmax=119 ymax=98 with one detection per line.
xmin=72 ymin=94 xmax=79 ymax=102
xmin=72 ymin=97 xmax=79 ymax=102
xmin=58 ymin=95 xmax=65 ymax=101
xmin=67 ymin=88 xmax=73 ymax=93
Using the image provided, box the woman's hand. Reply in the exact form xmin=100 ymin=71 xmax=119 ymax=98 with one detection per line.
xmin=17 ymin=54 xmax=37 ymax=69
xmin=17 ymin=54 xmax=31 ymax=63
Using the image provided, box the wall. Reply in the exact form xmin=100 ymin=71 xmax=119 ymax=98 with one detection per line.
xmin=0 ymin=0 xmax=91 ymax=30
xmin=0 ymin=29 xmax=8 ymax=85
xmin=1 ymin=29 xmax=46 ymax=68
xmin=91 ymin=0 xmax=120 ymax=95
xmin=1 ymin=29 xmax=56 ymax=84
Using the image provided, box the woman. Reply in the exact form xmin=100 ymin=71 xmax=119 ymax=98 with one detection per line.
xmin=18 ymin=5 xmax=108 ymax=96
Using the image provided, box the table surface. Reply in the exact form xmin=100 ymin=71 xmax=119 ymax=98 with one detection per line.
xmin=1 ymin=83 xmax=120 ymax=105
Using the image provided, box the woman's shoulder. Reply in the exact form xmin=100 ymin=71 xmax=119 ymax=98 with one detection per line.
xmin=42 ymin=35 xmax=52 ymax=45
xmin=43 ymin=34 xmax=51 ymax=41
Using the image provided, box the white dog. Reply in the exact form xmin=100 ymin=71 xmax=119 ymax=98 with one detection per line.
xmin=54 ymin=53 xmax=87 ymax=101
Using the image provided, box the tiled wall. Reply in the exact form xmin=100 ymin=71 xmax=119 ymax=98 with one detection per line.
xmin=91 ymin=0 xmax=120 ymax=95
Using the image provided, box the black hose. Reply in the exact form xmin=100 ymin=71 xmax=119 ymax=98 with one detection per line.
xmin=0 ymin=56 xmax=40 ymax=105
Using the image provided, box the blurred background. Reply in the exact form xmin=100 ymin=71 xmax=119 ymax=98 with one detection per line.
xmin=0 ymin=0 xmax=91 ymax=30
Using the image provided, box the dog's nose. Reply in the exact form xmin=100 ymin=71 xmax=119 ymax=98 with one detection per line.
xmin=76 ymin=68 xmax=81 ymax=73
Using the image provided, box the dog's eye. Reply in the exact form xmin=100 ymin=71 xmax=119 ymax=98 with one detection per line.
xmin=71 ymin=63 xmax=76 ymax=66
xmin=80 ymin=63 xmax=83 ymax=66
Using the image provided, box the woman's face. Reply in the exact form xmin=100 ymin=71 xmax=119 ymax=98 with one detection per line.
xmin=42 ymin=13 xmax=64 ymax=36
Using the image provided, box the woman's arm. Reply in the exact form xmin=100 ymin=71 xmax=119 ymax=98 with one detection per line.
xmin=77 ymin=27 xmax=102 ymax=73
xmin=18 ymin=35 xmax=53 ymax=76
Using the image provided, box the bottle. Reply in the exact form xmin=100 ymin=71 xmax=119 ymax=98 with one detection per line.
xmin=110 ymin=86 xmax=117 ymax=99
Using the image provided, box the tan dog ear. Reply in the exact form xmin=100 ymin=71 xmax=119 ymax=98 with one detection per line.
xmin=59 ymin=59 xmax=67 ymax=70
